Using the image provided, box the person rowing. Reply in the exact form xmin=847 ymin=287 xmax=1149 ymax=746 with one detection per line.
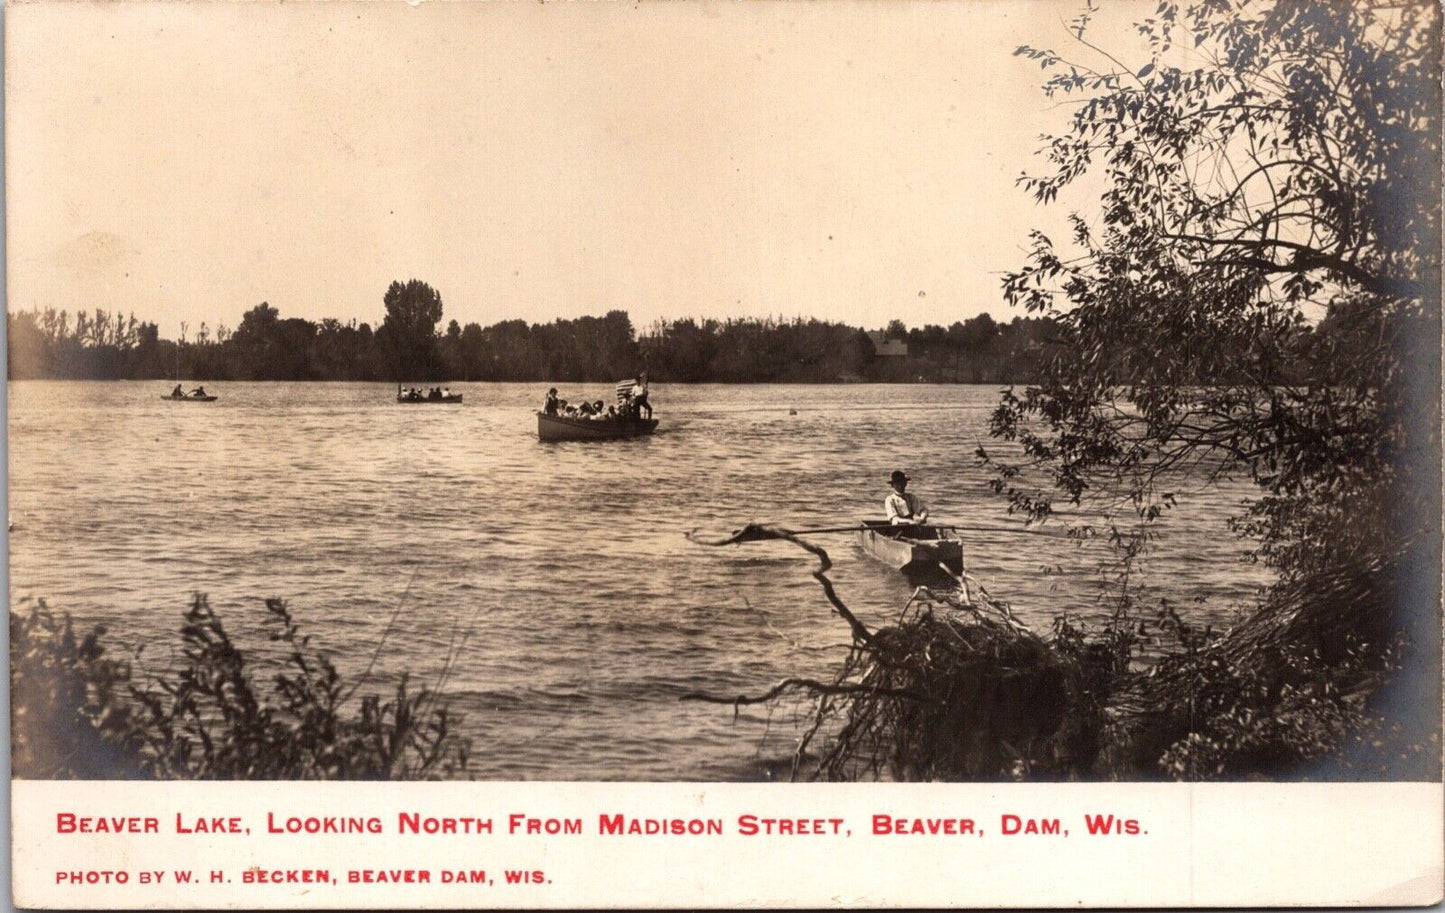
xmin=885 ymin=469 xmax=929 ymax=525
xmin=882 ymin=468 xmax=968 ymax=595
xmin=171 ymin=383 xmax=184 ymax=398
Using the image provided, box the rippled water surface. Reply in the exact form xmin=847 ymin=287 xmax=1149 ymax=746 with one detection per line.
xmin=8 ymin=382 xmax=1271 ymax=779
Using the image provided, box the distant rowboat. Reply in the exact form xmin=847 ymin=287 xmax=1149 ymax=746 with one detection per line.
xmin=537 ymin=411 xmax=658 ymax=442
xmin=397 ymin=384 xmax=462 ymax=403
xmin=856 ymin=521 xmax=964 ymax=577
xmin=161 ymin=394 xmax=217 ymax=402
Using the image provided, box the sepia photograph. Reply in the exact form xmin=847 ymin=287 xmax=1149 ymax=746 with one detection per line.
xmin=5 ymin=0 xmax=1442 ymax=906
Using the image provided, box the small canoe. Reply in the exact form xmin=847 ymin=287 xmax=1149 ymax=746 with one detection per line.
xmin=397 ymin=393 xmax=462 ymax=404
xmin=161 ymin=395 xmax=217 ymax=402
xmin=538 ymin=411 xmax=658 ymax=442
xmin=856 ymin=520 xmax=963 ymax=576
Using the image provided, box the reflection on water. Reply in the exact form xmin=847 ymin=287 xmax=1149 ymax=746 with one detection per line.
xmin=8 ymin=381 xmax=1271 ymax=779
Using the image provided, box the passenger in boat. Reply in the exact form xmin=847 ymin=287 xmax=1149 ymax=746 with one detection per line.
xmin=171 ymin=384 xmax=184 ymax=398
xmin=427 ymin=387 xmax=441 ymax=401
xmin=191 ymin=386 xmax=208 ymax=398
xmin=885 ymin=470 xmax=929 ymax=525
xmin=544 ymin=388 xmax=560 ymax=415
xmin=578 ymin=401 xmax=595 ymax=416
xmin=440 ymin=387 xmax=452 ymax=399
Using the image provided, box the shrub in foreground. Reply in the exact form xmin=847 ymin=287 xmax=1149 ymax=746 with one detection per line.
xmin=11 ymin=595 xmax=470 ymax=779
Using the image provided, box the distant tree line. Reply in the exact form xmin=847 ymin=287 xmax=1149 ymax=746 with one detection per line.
xmin=639 ymin=313 xmax=1056 ymax=383
xmin=7 ymin=280 xmax=1069 ymax=384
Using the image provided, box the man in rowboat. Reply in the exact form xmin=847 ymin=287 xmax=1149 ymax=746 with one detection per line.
xmin=885 ymin=470 xmax=930 ymax=525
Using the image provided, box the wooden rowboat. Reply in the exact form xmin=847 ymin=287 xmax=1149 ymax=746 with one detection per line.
xmin=856 ymin=520 xmax=964 ymax=576
xmin=537 ymin=411 xmax=658 ymax=442
xmin=161 ymin=394 xmax=217 ymax=402
xmin=397 ymin=393 xmax=462 ymax=404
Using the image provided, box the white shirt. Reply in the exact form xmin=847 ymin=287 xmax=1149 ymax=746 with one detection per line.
xmin=885 ymin=491 xmax=928 ymax=524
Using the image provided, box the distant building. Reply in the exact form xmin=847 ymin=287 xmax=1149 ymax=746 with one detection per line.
xmin=866 ymin=331 xmax=908 ymax=357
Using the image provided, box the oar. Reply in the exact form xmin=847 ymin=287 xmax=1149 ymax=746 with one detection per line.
xmin=775 ymin=524 xmax=868 ymax=535
xmin=777 ymin=522 xmax=1081 ymax=539
xmin=943 ymin=524 xmax=1083 ymax=539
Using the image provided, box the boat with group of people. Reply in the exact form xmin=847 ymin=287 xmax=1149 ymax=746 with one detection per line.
xmin=162 ymin=384 xmax=216 ymax=402
xmin=537 ymin=375 xmax=658 ymax=442
xmin=397 ymin=385 xmax=462 ymax=404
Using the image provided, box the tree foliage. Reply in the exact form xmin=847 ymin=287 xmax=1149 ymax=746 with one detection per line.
xmin=985 ymin=0 xmax=1440 ymax=772
xmin=991 ymin=0 xmax=1439 ymax=567
xmin=380 ymin=279 xmax=445 ymax=381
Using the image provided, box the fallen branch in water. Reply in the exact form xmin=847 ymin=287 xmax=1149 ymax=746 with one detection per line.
xmin=688 ymin=524 xmax=875 ymax=646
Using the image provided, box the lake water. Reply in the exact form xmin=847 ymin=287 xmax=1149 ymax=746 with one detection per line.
xmin=7 ymin=382 xmax=1272 ymax=779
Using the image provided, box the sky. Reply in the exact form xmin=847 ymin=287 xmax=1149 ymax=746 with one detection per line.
xmin=7 ymin=1 xmax=1146 ymax=338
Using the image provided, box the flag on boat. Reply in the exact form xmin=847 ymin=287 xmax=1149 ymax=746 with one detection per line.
xmin=615 ymin=379 xmax=638 ymax=402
